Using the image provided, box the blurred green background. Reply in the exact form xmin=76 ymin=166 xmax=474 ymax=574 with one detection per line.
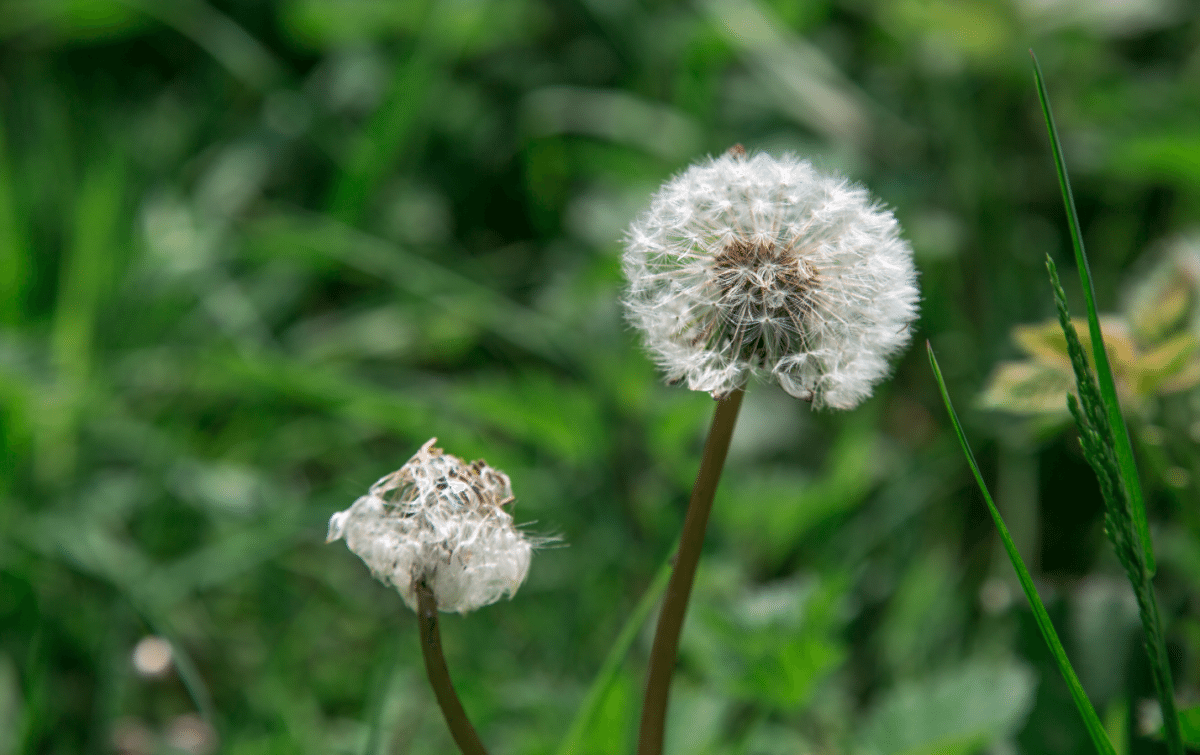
xmin=2 ymin=0 xmax=1200 ymax=753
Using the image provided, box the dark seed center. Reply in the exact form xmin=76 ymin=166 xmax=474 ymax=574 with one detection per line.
xmin=709 ymin=239 xmax=817 ymax=312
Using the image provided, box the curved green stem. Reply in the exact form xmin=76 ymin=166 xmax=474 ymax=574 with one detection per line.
xmin=416 ymin=582 xmax=489 ymax=755
xmin=637 ymin=388 xmax=744 ymax=755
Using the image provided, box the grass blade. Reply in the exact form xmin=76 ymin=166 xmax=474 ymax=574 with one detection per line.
xmin=927 ymin=341 xmax=1116 ymax=755
xmin=328 ymin=47 xmax=436 ymax=225
xmin=40 ymin=154 xmax=125 ymax=482
xmin=1046 ymin=255 xmax=1184 ymax=755
xmin=121 ymin=0 xmax=286 ymax=91
xmin=555 ymin=551 xmax=673 ymax=755
xmin=0 ymin=117 xmax=27 ymax=326
xmin=1030 ymin=50 xmax=1154 ymax=576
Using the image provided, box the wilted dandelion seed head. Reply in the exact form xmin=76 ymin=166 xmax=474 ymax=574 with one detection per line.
xmin=622 ymin=149 xmax=920 ymax=409
xmin=326 ymin=438 xmax=533 ymax=614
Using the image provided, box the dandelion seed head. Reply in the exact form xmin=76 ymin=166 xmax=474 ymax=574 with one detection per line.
xmin=326 ymin=438 xmax=534 ymax=614
xmin=622 ymin=148 xmax=920 ymax=409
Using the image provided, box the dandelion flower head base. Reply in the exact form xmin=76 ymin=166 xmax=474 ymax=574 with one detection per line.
xmin=623 ymin=149 xmax=919 ymax=409
xmin=703 ymin=238 xmax=820 ymax=366
xmin=327 ymin=438 xmax=532 ymax=614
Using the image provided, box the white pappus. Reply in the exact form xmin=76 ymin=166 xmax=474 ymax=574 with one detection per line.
xmin=622 ymin=147 xmax=920 ymax=410
xmin=327 ymin=438 xmax=534 ymax=614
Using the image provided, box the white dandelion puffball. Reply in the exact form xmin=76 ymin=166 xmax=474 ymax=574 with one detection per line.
xmin=327 ymin=438 xmax=533 ymax=614
xmin=622 ymin=148 xmax=920 ymax=410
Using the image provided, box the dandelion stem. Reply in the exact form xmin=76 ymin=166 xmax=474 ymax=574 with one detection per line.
xmin=416 ymin=581 xmax=489 ymax=755
xmin=637 ymin=388 xmax=745 ymax=755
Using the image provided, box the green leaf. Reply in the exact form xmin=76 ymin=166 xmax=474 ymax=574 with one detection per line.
xmin=554 ymin=552 xmax=673 ymax=755
xmin=38 ymin=154 xmax=126 ymax=482
xmin=245 ymin=213 xmax=567 ymax=364
xmin=1108 ymin=132 xmax=1200 ymax=186
xmin=700 ymin=576 xmax=848 ymax=711
xmin=1030 ymin=50 xmax=1154 ymax=576
xmin=0 ymin=118 xmax=27 ymax=327
xmin=927 ymin=342 xmax=1117 ymax=755
xmin=1034 ymin=60 xmax=1183 ymax=754
xmin=663 ymin=686 xmax=727 ymax=755
xmin=0 ymin=654 xmax=19 ymax=755
xmin=855 ymin=659 xmax=1036 ymax=755
xmin=1104 ymin=698 xmax=1130 ymax=755
xmin=977 ymin=361 xmax=1073 ymax=415
xmin=714 ymin=414 xmax=880 ymax=566
xmin=1175 ymin=704 xmax=1200 ymax=748
xmin=454 ymin=371 xmax=608 ymax=465
xmin=879 ymin=548 xmax=964 ymax=676
xmin=127 ymin=0 xmax=285 ymax=90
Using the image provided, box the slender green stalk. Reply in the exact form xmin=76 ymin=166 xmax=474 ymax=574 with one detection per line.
xmin=1045 ymin=259 xmax=1182 ymax=755
xmin=1033 ymin=55 xmax=1179 ymax=751
xmin=637 ymin=388 xmax=745 ymax=755
xmin=1137 ymin=575 xmax=1181 ymax=755
xmin=416 ymin=582 xmax=489 ymax=755
xmin=927 ymin=342 xmax=1116 ymax=755
xmin=0 ymin=116 xmax=28 ymax=327
xmin=1030 ymin=50 xmax=1154 ymax=576
xmin=555 ymin=551 xmax=674 ymax=755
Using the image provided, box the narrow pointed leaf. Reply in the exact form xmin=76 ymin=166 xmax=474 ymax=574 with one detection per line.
xmin=1030 ymin=51 xmax=1154 ymax=575
xmin=927 ymin=342 xmax=1116 ymax=755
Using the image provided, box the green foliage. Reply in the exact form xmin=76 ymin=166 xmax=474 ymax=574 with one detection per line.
xmin=714 ymin=411 xmax=881 ymax=568
xmin=2 ymin=2 xmax=1200 ymax=753
xmin=1035 ymin=56 xmax=1182 ymax=751
xmin=1175 ymin=704 xmax=1200 ymax=748
xmin=1032 ymin=53 xmax=1155 ymax=576
xmin=855 ymin=659 xmax=1036 ymax=755
xmin=0 ymin=654 xmax=18 ymax=755
xmin=555 ymin=553 xmax=671 ymax=755
xmin=690 ymin=572 xmax=847 ymax=711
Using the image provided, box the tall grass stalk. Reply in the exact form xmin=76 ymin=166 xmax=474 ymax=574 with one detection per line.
xmin=1030 ymin=51 xmax=1154 ymax=575
xmin=1045 ymin=260 xmax=1182 ymax=755
xmin=1031 ymin=51 xmax=1180 ymax=755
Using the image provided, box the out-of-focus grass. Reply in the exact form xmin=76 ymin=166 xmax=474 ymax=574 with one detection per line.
xmin=1 ymin=1 xmax=1200 ymax=753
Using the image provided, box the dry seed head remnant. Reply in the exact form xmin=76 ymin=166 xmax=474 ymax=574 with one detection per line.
xmin=622 ymin=148 xmax=920 ymax=409
xmin=327 ymin=438 xmax=534 ymax=614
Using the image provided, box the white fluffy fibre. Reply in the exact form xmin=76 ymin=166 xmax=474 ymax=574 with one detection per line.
xmin=622 ymin=150 xmax=920 ymax=409
xmin=326 ymin=438 xmax=533 ymax=614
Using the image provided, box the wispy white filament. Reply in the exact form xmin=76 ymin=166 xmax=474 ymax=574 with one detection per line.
xmin=622 ymin=149 xmax=919 ymax=409
xmin=327 ymin=438 xmax=533 ymax=614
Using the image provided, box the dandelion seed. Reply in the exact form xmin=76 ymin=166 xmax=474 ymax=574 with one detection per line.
xmin=164 ymin=714 xmax=217 ymax=755
xmin=131 ymin=636 xmax=172 ymax=678
xmin=111 ymin=718 xmax=155 ymax=755
xmin=622 ymin=148 xmax=920 ymax=409
xmin=327 ymin=438 xmax=535 ymax=614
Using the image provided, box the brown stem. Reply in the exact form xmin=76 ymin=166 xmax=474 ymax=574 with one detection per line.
xmin=416 ymin=582 xmax=489 ymax=755
xmin=637 ymin=388 xmax=745 ymax=755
